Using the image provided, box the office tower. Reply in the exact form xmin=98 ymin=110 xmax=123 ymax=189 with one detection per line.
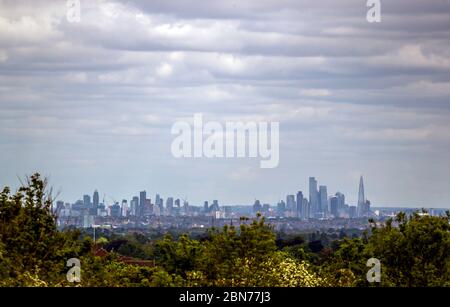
xmin=83 ymin=194 xmax=91 ymax=208
xmin=175 ymin=199 xmax=181 ymax=208
xmin=335 ymin=192 xmax=345 ymax=210
xmin=211 ymin=200 xmax=219 ymax=211
xmin=277 ymin=200 xmax=286 ymax=217
xmin=302 ymin=197 xmax=309 ymax=220
xmin=121 ymin=199 xmax=128 ymax=217
xmin=253 ymin=199 xmax=262 ymax=213
xmin=296 ymin=191 xmax=303 ymax=218
xmin=286 ymin=195 xmax=297 ymax=217
xmin=357 ymin=176 xmax=366 ymax=217
xmin=183 ymin=200 xmax=189 ymax=215
xmin=158 ymin=197 xmax=164 ymax=214
xmin=203 ymin=201 xmax=209 ymax=214
xmin=143 ymin=199 xmax=152 ymax=216
xmin=130 ymin=196 xmax=138 ymax=216
xmin=155 ymin=194 xmax=161 ymax=209
xmin=93 ymin=190 xmax=99 ymax=207
xmin=319 ymin=185 xmax=328 ymax=215
xmin=166 ymin=197 xmax=174 ymax=215
xmin=330 ymin=196 xmax=338 ymax=217
xmin=364 ymin=200 xmax=371 ymax=217
xmin=139 ymin=191 xmax=146 ymax=217
xmin=349 ymin=205 xmax=357 ymax=218
xmin=155 ymin=194 xmax=164 ymax=214
xmin=92 ymin=190 xmax=100 ymax=215
xmin=309 ymin=177 xmax=319 ymax=218
xmin=110 ymin=202 xmax=121 ymax=218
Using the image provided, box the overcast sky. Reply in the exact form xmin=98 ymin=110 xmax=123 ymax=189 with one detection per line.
xmin=1 ymin=0 xmax=450 ymax=207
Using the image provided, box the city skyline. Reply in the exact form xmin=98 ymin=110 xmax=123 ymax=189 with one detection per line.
xmin=53 ymin=174 xmax=438 ymax=210
xmin=1 ymin=1 xmax=450 ymax=207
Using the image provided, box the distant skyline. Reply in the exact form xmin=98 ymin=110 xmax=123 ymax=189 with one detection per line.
xmin=1 ymin=1 xmax=450 ymax=207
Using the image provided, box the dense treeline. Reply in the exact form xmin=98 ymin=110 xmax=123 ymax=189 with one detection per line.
xmin=1 ymin=174 xmax=449 ymax=286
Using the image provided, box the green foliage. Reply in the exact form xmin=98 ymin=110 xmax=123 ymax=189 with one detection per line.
xmin=1 ymin=174 xmax=449 ymax=287
xmin=321 ymin=211 xmax=450 ymax=287
xmin=0 ymin=174 xmax=86 ymax=285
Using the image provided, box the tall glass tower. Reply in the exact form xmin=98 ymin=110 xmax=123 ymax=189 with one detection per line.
xmin=357 ymin=176 xmax=365 ymax=217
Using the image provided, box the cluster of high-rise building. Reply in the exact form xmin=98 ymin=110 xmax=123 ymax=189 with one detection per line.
xmin=55 ymin=176 xmax=371 ymax=228
xmin=255 ymin=176 xmax=371 ymax=219
xmin=54 ymin=189 xmax=226 ymax=227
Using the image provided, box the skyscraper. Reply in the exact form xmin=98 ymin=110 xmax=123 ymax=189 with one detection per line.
xmin=286 ymin=195 xmax=296 ymax=214
xmin=330 ymin=196 xmax=338 ymax=217
xmin=203 ymin=201 xmax=209 ymax=214
xmin=277 ymin=200 xmax=286 ymax=217
xmin=92 ymin=190 xmax=99 ymax=215
xmin=335 ymin=192 xmax=345 ymax=210
xmin=139 ymin=191 xmax=146 ymax=217
xmin=296 ymin=191 xmax=303 ymax=218
xmin=93 ymin=189 xmax=99 ymax=206
xmin=335 ymin=192 xmax=345 ymax=217
xmin=130 ymin=196 xmax=139 ymax=216
xmin=319 ymin=185 xmax=328 ymax=215
xmin=83 ymin=194 xmax=91 ymax=208
xmin=183 ymin=200 xmax=189 ymax=215
xmin=166 ymin=197 xmax=174 ymax=215
xmin=121 ymin=199 xmax=128 ymax=217
xmin=309 ymin=177 xmax=319 ymax=218
xmin=301 ymin=197 xmax=309 ymax=220
xmin=211 ymin=200 xmax=219 ymax=212
xmin=357 ymin=176 xmax=365 ymax=217
xmin=155 ymin=194 xmax=163 ymax=214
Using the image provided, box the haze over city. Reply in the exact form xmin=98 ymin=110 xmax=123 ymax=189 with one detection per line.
xmin=1 ymin=0 xmax=450 ymax=207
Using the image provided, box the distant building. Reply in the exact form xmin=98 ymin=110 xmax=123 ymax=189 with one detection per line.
xmin=357 ymin=176 xmax=371 ymax=217
xmin=83 ymin=194 xmax=91 ymax=208
xmin=301 ymin=198 xmax=309 ymax=220
xmin=286 ymin=195 xmax=296 ymax=214
xmin=253 ymin=199 xmax=262 ymax=213
xmin=277 ymin=200 xmax=286 ymax=217
xmin=130 ymin=196 xmax=139 ymax=216
xmin=139 ymin=191 xmax=147 ymax=217
xmin=110 ymin=202 xmax=121 ymax=218
xmin=121 ymin=199 xmax=128 ymax=217
xmin=143 ymin=199 xmax=153 ymax=216
xmin=203 ymin=201 xmax=209 ymax=214
xmin=349 ymin=205 xmax=357 ymax=218
xmin=319 ymin=185 xmax=328 ymax=214
xmin=335 ymin=192 xmax=345 ymax=211
xmin=93 ymin=190 xmax=99 ymax=215
xmin=211 ymin=200 xmax=219 ymax=212
xmin=330 ymin=196 xmax=338 ymax=217
xmin=296 ymin=191 xmax=303 ymax=218
xmin=155 ymin=194 xmax=164 ymax=213
xmin=309 ymin=177 xmax=319 ymax=218
xmin=175 ymin=199 xmax=181 ymax=209
xmin=166 ymin=197 xmax=174 ymax=215
xmin=183 ymin=200 xmax=189 ymax=215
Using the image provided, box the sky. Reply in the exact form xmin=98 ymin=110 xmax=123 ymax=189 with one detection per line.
xmin=1 ymin=0 xmax=450 ymax=207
